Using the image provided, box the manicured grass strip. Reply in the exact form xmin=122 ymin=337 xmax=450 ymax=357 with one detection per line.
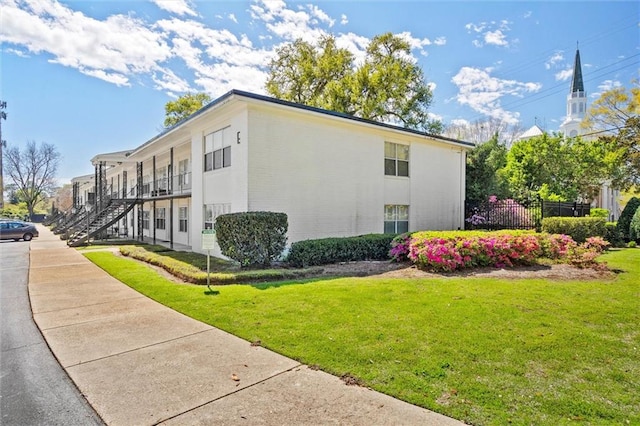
xmin=83 ymin=249 xmax=640 ymax=426
xmin=118 ymin=245 xmax=322 ymax=284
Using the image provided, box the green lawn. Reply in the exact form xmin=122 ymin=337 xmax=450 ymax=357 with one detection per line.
xmin=84 ymin=248 xmax=640 ymax=425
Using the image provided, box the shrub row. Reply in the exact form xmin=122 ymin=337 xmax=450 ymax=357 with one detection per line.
xmin=541 ymin=216 xmax=606 ymax=243
xmin=287 ymin=234 xmax=396 ymax=267
xmin=215 ymin=212 xmax=288 ymax=267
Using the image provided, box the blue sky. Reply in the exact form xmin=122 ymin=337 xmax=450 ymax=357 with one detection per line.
xmin=1 ymin=0 xmax=638 ymax=184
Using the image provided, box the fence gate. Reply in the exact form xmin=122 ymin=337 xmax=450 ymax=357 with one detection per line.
xmin=464 ymin=198 xmax=591 ymax=231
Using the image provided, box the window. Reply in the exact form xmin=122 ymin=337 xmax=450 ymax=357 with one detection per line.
xmin=142 ymin=211 xmax=150 ymax=230
xmin=384 ymin=142 xmax=409 ymax=177
xmin=178 ymin=159 xmax=189 ymax=187
xmin=204 ymin=127 xmax=232 ymax=172
xmin=142 ymin=175 xmax=151 ymax=195
xmin=179 ymin=206 xmax=188 ymax=232
xmin=156 ymin=166 xmax=167 ymax=190
xmin=384 ymin=205 xmax=409 ymax=234
xmin=155 ymin=208 xmax=166 ymax=230
xmin=204 ymin=203 xmax=231 ymax=229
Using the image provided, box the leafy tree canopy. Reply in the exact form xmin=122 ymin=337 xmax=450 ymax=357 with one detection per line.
xmin=465 ymin=136 xmax=509 ymax=201
xmin=500 ymin=133 xmax=610 ymax=202
xmin=164 ymin=92 xmax=212 ymax=128
xmin=583 ymin=82 xmax=640 ymax=191
xmin=266 ymin=33 xmax=442 ymax=134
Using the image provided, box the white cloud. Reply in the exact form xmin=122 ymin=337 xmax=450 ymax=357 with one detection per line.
xmin=249 ymin=0 xmax=327 ymax=43
xmin=523 ymin=11 xmax=532 ymax=19
xmin=340 ymin=14 xmax=348 ymax=25
xmin=545 ymin=51 xmax=564 ymax=69
xmin=467 ymin=19 xmax=513 ymax=48
xmin=591 ymin=79 xmax=622 ymax=98
xmin=80 ymin=68 xmax=130 ymax=86
xmin=0 ymin=0 xmax=446 ymax=103
xmin=150 ymin=0 xmax=197 ymax=17
xmin=152 ymin=68 xmax=192 ymax=93
xmin=555 ymin=68 xmax=573 ymax=81
xmin=4 ymin=47 xmax=29 ymax=57
xmin=451 ymin=66 xmax=542 ymax=125
xmin=0 ymin=0 xmax=172 ymax=76
xmin=484 ymin=30 xmax=507 ymax=46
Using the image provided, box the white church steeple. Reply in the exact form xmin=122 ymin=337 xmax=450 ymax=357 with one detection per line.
xmin=559 ymin=46 xmax=587 ymax=138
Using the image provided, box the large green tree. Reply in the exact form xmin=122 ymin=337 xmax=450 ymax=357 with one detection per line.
xmin=4 ymin=141 xmax=60 ymax=219
xmin=465 ymin=136 xmax=509 ymax=201
xmin=583 ymin=82 xmax=640 ymax=191
xmin=164 ymin=93 xmax=212 ymax=128
xmin=500 ymin=133 xmax=610 ymax=202
xmin=266 ymin=33 xmax=442 ymax=133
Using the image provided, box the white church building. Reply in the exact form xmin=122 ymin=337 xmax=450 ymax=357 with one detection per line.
xmin=519 ymin=48 xmax=620 ymax=220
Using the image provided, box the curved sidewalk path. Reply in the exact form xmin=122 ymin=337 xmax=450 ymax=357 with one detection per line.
xmin=29 ymin=225 xmax=464 ymax=425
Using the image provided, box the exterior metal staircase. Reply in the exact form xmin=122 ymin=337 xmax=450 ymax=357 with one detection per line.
xmin=66 ymin=199 xmax=137 ymax=247
xmin=53 ymin=209 xmax=90 ymax=236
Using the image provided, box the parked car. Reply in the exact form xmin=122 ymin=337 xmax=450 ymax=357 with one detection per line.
xmin=0 ymin=221 xmax=39 ymax=241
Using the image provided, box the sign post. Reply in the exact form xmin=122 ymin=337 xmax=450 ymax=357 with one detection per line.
xmin=201 ymin=229 xmax=216 ymax=291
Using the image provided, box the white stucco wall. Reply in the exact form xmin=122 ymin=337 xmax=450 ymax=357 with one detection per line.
xmin=244 ymin=104 xmax=467 ymax=245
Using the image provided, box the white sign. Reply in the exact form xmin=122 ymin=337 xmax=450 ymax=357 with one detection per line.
xmin=201 ymin=229 xmax=216 ymax=250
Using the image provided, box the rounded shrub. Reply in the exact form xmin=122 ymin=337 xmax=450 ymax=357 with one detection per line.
xmin=617 ymin=197 xmax=640 ymax=241
xmin=630 ymin=207 xmax=640 ymax=242
xmin=215 ymin=212 xmax=288 ymax=268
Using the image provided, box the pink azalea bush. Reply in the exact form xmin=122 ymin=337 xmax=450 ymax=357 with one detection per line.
xmin=390 ymin=230 xmax=608 ymax=272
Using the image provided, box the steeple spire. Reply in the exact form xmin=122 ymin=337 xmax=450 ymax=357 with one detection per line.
xmin=570 ymin=46 xmax=584 ymax=94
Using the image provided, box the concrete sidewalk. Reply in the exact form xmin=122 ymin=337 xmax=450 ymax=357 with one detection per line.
xmin=28 ymin=225 xmax=464 ymax=425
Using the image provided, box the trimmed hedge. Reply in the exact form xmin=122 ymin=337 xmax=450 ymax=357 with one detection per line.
xmin=215 ymin=212 xmax=288 ymax=267
xmin=617 ymin=197 xmax=640 ymax=241
xmin=541 ymin=216 xmax=606 ymax=243
xmin=287 ymin=234 xmax=396 ymax=267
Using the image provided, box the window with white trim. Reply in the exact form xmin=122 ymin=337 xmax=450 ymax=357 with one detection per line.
xmin=384 ymin=142 xmax=409 ymax=177
xmin=178 ymin=159 xmax=189 ymax=187
xmin=204 ymin=203 xmax=231 ymax=230
xmin=154 ymin=207 xmax=167 ymax=229
xmin=155 ymin=208 xmax=166 ymax=230
xmin=384 ymin=205 xmax=409 ymax=234
xmin=179 ymin=206 xmax=188 ymax=232
xmin=204 ymin=127 xmax=232 ymax=172
xmin=142 ymin=211 xmax=150 ymax=230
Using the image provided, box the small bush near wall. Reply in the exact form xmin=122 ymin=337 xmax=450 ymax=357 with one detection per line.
xmin=215 ymin=212 xmax=288 ymax=268
xmin=589 ymin=208 xmax=609 ymax=218
xmin=617 ymin=197 xmax=640 ymax=241
xmin=541 ymin=217 xmax=606 ymax=243
xmin=287 ymin=234 xmax=396 ymax=267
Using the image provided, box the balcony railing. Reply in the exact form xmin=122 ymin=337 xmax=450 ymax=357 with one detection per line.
xmin=124 ymin=172 xmax=191 ymax=199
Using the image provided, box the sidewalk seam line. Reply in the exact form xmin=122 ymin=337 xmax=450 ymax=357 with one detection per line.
xmin=64 ymin=328 xmax=214 ymax=368
xmin=153 ymin=362 xmax=305 ymax=425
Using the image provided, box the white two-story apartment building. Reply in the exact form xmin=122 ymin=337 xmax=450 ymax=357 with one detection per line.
xmin=69 ymin=90 xmax=472 ymax=257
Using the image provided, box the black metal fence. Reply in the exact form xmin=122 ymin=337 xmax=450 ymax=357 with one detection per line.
xmin=464 ymin=198 xmax=591 ymax=231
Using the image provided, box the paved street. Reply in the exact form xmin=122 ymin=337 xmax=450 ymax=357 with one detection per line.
xmin=0 ymin=240 xmax=103 ymax=425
